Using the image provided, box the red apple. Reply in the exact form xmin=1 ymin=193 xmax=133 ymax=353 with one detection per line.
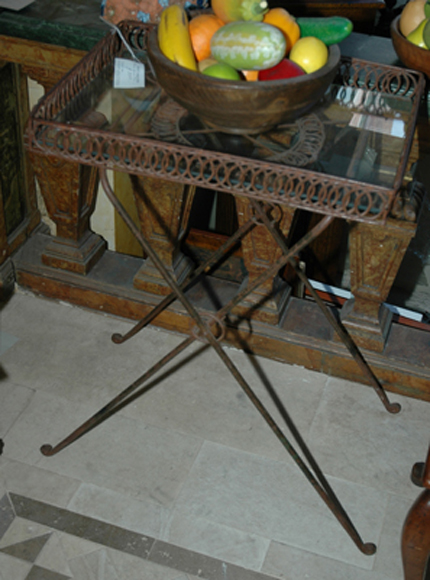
xmin=258 ymin=59 xmax=306 ymax=81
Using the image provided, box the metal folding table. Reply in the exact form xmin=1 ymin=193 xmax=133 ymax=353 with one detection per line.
xmin=25 ymin=21 xmax=426 ymax=554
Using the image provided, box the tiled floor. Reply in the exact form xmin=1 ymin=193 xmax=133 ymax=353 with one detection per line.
xmin=0 ymin=289 xmax=429 ymax=580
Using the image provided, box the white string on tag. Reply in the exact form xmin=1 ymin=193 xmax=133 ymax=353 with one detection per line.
xmin=100 ymin=16 xmax=141 ymax=63
xmin=100 ymin=17 xmax=147 ymax=88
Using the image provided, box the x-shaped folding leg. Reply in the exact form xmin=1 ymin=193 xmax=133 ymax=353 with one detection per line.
xmin=41 ymin=168 xmax=401 ymax=554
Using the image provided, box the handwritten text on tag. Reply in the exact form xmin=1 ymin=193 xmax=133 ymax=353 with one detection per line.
xmin=114 ymin=58 xmax=145 ymax=89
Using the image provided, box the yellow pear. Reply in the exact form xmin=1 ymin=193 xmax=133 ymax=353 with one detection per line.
xmin=407 ymin=17 xmax=430 ymax=48
xmin=400 ymin=0 xmax=427 ymax=37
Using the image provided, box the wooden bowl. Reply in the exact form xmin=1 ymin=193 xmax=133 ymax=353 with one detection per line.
xmin=147 ymin=28 xmax=341 ymax=134
xmin=391 ymin=15 xmax=430 ymax=77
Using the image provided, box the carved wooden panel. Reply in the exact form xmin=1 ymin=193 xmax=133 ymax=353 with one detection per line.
xmin=0 ymin=61 xmax=40 ymax=285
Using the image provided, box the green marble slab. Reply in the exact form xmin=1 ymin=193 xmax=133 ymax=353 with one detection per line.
xmin=0 ymin=11 xmax=105 ymax=51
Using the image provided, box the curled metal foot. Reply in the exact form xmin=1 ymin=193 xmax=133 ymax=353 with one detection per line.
xmin=386 ymin=401 xmax=402 ymax=414
xmin=111 ymin=333 xmax=124 ymax=344
xmin=40 ymin=444 xmax=55 ymax=456
xmin=361 ymin=542 xmax=377 ymax=556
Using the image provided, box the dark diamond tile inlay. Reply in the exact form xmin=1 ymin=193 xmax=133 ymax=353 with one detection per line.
xmin=26 ymin=565 xmax=71 ymax=580
xmin=0 ymin=493 xmax=15 ymax=540
xmin=6 ymin=493 xmax=282 ymax=580
xmin=149 ymin=540 xmax=280 ymax=580
xmin=10 ymin=493 xmax=154 ymax=559
xmin=0 ymin=532 xmax=51 ymax=562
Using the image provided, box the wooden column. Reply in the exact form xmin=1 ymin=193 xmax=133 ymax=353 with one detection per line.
xmin=131 ymin=175 xmax=195 ymax=295
xmin=29 ymin=154 xmax=106 ymax=274
xmin=234 ymin=198 xmax=296 ymax=324
xmin=24 ymin=63 xmax=106 ymax=274
xmin=340 ymin=218 xmax=416 ymax=352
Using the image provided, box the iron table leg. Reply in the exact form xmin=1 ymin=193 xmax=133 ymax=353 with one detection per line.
xmin=40 ymin=169 xmax=389 ymax=555
xmin=248 ymin=198 xmax=401 ymax=415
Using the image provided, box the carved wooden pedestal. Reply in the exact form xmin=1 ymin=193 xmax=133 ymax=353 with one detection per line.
xmin=22 ymin=54 xmax=107 ymax=275
xmin=30 ymin=154 xmax=106 ymax=274
xmin=341 ymin=218 xmax=416 ymax=352
xmin=234 ymin=198 xmax=296 ymax=324
xmin=131 ymin=176 xmax=195 ymax=295
xmin=402 ymin=444 xmax=430 ymax=580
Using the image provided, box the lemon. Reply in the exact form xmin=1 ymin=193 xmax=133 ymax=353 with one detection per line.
xmin=289 ymin=36 xmax=328 ymax=74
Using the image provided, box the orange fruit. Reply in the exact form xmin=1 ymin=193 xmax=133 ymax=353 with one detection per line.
xmin=242 ymin=70 xmax=259 ymax=81
xmin=189 ymin=14 xmax=225 ymax=62
xmin=263 ymin=8 xmax=300 ymax=54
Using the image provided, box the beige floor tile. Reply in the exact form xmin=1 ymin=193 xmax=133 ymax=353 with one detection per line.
xmin=2 ymin=391 xmax=99 ymax=466
xmin=0 ymin=330 xmax=19 ymax=356
xmin=67 ymin=546 xmax=121 ymax=579
xmin=171 ymin=441 xmax=387 ymax=569
xmin=108 ymin=548 xmax=194 ymax=580
xmin=5 ymin=390 xmax=203 ymax=506
xmin=57 ymin=543 xmax=187 ymax=580
xmin=35 ymin=532 xmax=73 ymax=577
xmin=118 ymin=342 xmax=327 ymax=465
xmin=67 ymin=482 xmax=170 ymax=538
xmin=2 ymin=291 xmax=429 ymax=580
xmin=0 ymin=459 xmax=80 ymax=507
xmin=308 ymin=377 xmax=430 ymax=498
xmin=166 ymin=513 xmax=270 ymax=571
xmin=262 ymin=541 xmax=393 ymax=580
xmin=57 ymin=532 xmax=100 ymax=560
xmin=0 ymin=517 xmax=51 ymax=549
xmin=0 ymin=552 xmax=32 ymax=580
xmin=0 ymin=292 xmax=184 ymax=407
xmin=0 ymin=381 xmax=34 ymax=438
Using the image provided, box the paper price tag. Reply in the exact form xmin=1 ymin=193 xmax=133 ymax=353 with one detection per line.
xmin=114 ymin=58 xmax=145 ymax=89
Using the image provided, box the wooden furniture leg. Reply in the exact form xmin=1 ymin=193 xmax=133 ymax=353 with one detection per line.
xmin=234 ymin=198 xmax=296 ymax=324
xmin=30 ymin=154 xmax=107 ymax=274
xmin=131 ymin=176 xmax=196 ymax=295
xmin=340 ymin=218 xmax=416 ymax=352
xmin=24 ymin=66 xmax=106 ymax=274
xmin=402 ymin=443 xmax=430 ymax=580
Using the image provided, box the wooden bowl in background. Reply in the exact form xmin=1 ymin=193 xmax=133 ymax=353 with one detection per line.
xmin=147 ymin=28 xmax=341 ymax=135
xmin=391 ymin=15 xmax=430 ymax=77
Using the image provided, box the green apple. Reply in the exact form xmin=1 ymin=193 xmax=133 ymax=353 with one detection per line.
xmin=198 ymin=57 xmax=219 ymax=73
xmin=425 ymin=1 xmax=430 ymax=18
xmin=407 ymin=18 xmax=430 ymax=49
xmin=202 ymin=63 xmax=241 ymax=80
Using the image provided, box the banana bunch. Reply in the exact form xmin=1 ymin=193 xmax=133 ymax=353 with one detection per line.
xmin=158 ymin=5 xmax=197 ymax=71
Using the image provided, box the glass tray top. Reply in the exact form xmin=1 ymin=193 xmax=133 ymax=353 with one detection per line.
xmin=26 ymin=21 xmax=426 ymax=224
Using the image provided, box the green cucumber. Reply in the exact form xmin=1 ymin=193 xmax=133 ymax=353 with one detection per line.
xmin=296 ymin=16 xmax=353 ymax=46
